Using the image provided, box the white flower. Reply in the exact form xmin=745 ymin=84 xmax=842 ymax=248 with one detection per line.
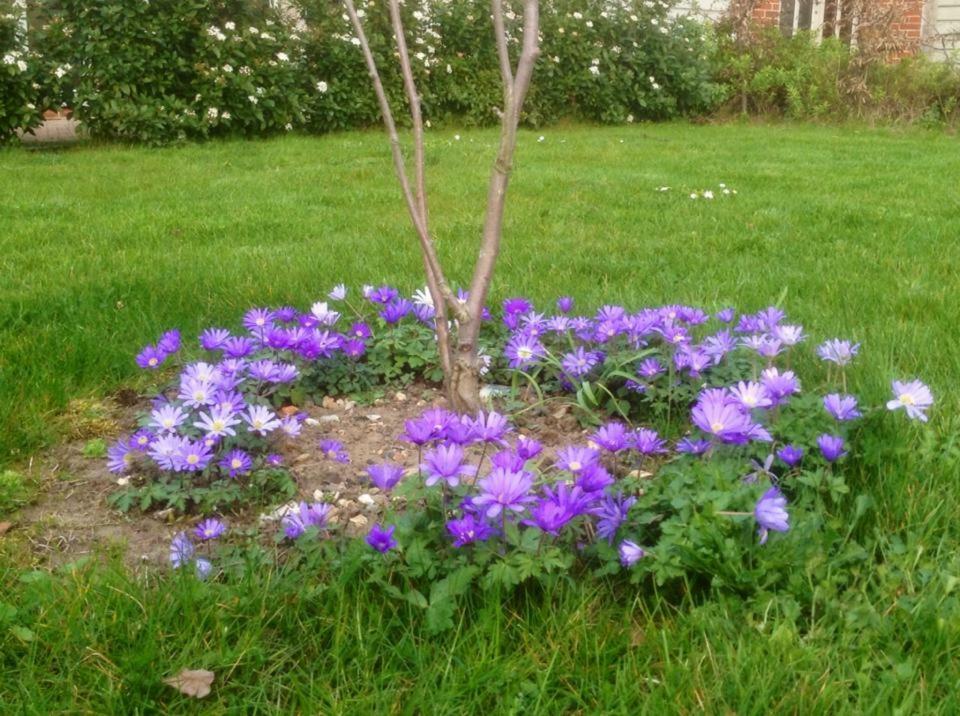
xmin=446 ymin=63 xmax=452 ymax=74
xmin=222 ymin=64 xmax=233 ymax=73
xmin=454 ymin=134 xmax=461 ymax=141
xmin=350 ymin=37 xmax=360 ymax=46
xmin=690 ymin=193 xmax=698 ymax=199
xmin=221 ymin=111 xmax=231 ymax=120
xmin=2 ymin=53 xmax=16 ymax=66
xmin=207 ymin=107 xmax=219 ymax=120
xmin=723 ymin=188 xmax=731 ymax=195
xmin=249 ymin=27 xmax=259 ymax=35
xmin=703 ymin=190 xmax=714 ymax=199
xmin=16 ymin=60 xmax=27 ymax=72
xmin=248 ymin=95 xmax=258 ymax=104
xmin=316 ymin=80 xmax=328 ymax=93
xmin=239 ymin=65 xmax=252 ymax=76
xmin=627 ymin=114 xmax=635 ymax=123
xmin=275 ymin=52 xmax=289 ymax=62
xmin=537 ymin=135 xmax=545 ymax=142
xmin=588 ymin=65 xmax=600 ymax=76
xmin=285 ymin=123 xmax=293 ymax=131
xmin=224 ymin=21 xmax=235 ymax=31
xmin=657 ymin=186 xmax=670 ymax=192
xmin=585 ymin=20 xmax=593 ymax=28
xmin=412 ymin=287 xmax=434 ymax=307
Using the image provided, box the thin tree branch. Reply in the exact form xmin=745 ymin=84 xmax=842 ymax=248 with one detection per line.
xmin=343 ymin=0 xmax=468 ymax=325
xmin=462 ymin=0 xmax=540 ymax=347
xmin=491 ymin=0 xmax=514 ymax=94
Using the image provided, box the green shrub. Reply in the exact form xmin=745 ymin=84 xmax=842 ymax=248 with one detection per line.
xmin=0 ymin=4 xmax=41 ymax=144
xmin=31 ymin=0 xmax=308 ymax=143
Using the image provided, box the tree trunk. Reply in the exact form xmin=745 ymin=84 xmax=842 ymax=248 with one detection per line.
xmin=447 ymin=344 xmax=482 ymax=414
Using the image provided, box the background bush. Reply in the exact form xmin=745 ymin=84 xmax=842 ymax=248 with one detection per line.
xmin=713 ymin=25 xmax=960 ymax=124
xmin=1 ymin=2 xmax=41 ymax=144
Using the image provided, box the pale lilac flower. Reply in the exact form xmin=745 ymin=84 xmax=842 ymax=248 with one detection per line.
xmin=562 ymin=347 xmax=599 ymax=377
xmin=422 ymin=444 xmax=476 ymax=487
xmin=244 ymin=405 xmax=281 ymax=435
xmin=619 ymin=540 xmax=645 ymax=566
xmin=193 ymin=405 xmax=241 ymax=437
xmin=631 ymin=428 xmax=668 ymax=455
xmin=177 ymin=440 xmax=214 ymax=472
xmin=107 ymin=440 xmax=136 ymax=474
xmin=754 ymin=487 xmax=789 ymax=544
xmin=200 ymin=328 xmax=231 ymax=350
xmin=149 ymin=434 xmax=188 ymax=470
xmin=592 ymin=422 xmax=629 ymax=452
xmin=773 ymin=324 xmax=805 ymax=346
xmin=150 ymin=404 xmax=189 ymax=433
xmin=220 ymin=449 xmax=253 ymax=477
xmin=823 ymin=394 xmax=862 ymax=421
xmin=777 ymin=444 xmax=804 ymax=467
xmin=730 ymin=381 xmax=773 ymax=410
xmin=170 ymin=532 xmax=195 ymax=568
xmin=179 ymin=378 xmax=215 ymax=409
xmin=328 ymin=284 xmax=347 ymax=300
xmin=320 ymin=439 xmax=350 ymax=464
xmin=447 ymin=514 xmax=496 ymax=547
xmin=466 ymin=411 xmax=511 ymax=444
xmin=554 ymin=445 xmax=600 ymax=474
xmin=817 ymin=339 xmax=860 ymax=366
xmin=283 ymin=502 xmax=332 ymax=539
xmin=136 ymin=345 xmax=166 ymax=370
xmin=636 ymin=357 xmax=664 ymax=378
xmin=760 ymin=367 xmax=800 ymax=405
xmin=504 ymin=333 xmax=545 ymax=369
xmin=592 ymin=493 xmax=636 ymax=542
xmin=886 ymin=380 xmax=934 ymax=422
xmin=691 ymin=390 xmax=756 ymax=444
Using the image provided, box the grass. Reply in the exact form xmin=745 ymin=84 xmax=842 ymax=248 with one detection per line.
xmin=2 ymin=123 xmax=960 ymax=711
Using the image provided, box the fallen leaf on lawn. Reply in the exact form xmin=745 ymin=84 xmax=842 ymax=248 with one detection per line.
xmin=163 ymin=668 xmax=215 ymax=699
xmin=0 ymin=522 xmax=12 ymax=536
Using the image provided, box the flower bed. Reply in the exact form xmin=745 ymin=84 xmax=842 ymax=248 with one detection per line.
xmin=107 ymin=284 xmax=933 ymax=626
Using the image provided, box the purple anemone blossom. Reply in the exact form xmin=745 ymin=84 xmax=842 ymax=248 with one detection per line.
xmin=557 ymin=296 xmax=575 ymax=313
xmin=773 ymin=324 xmax=805 ymax=346
xmin=817 ymin=434 xmax=847 ymax=462
xmin=730 ymin=381 xmax=773 ymax=411
xmin=368 ymin=463 xmax=405 ymax=491
xmin=760 ymin=367 xmax=800 ymax=405
xmin=474 ymin=468 xmax=535 ymax=518
xmin=367 ymin=285 xmax=399 ymax=305
xmin=619 ymin=540 xmax=646 ymax=567
xmin=243 ymin=307 xmax=275 ymax=333
xmin=592 ymin=422 xmax=630 ymax=453
xmin=716 ymin=307 xmax=735 ymax=323
xmin=777 ymin=444 xmax=804 ymax=468
xmin=177 ymin=440 xmax=214 ymax=472
xmin=631 ymin=428 xmax=668 ymax=455
xmin=554 ymin=445 xmax=600 ymax=475
xmin=148 ymin=434 xmax=188 ymax=471
xmin=195 ymin=518 xmax=226 ymax=541
xmin=636 ymin=357 xmax=664 ymax=379
xmin=366 ymin=523 xmax=398 ymax=553
xmin=157 ymin=329 xmax=181 ymax=354
xmin=107 ymin=440 xmax=136 ymax=474
xmin=193 ymin=406 xmax=241 ymax=438
xmin=522 ymin=483 xmax=589 ymax=536
xmin=328 ymin=284 xmax=347 ymax=300
xmin=400 ymin=418 xmax=436 ymax=446
xmin=320 ymin=439 xmax=350 ymax=464
xmin=676 ymin=437 xmax=711 ymax=455
xmin=283 ymin=502 xmax=332 ymax=539
xmin=817 ymin=339 xmax=860 ymax=366
xmin=200 ymin=328 xmax=231 ymax=351
xmin=266 ymin=454 xmax=284 ymax=467
xmin=755 ymin=487 xmax=790 ymax=545
xmin=504 ymin=333 xmax=545 ymax=369
xmin=823 ymin=394 xmax=862 ymax=421
xmin=490 ymin=450 xmax=525 ymax=471
xmin=130 ymin=429 xmax=154 ymax=451
xmin=591 ymin=493 xmax=636 ymax=542
xmin=515 ymin=435 xmax=543 ymax=460
xmin=886 ymin=379 xmax=934 ymax=422
xmin=691 ymin=390 xmax=757 ymax=444
xmin=179 ymin=378 xmax=215 ymax=409
xmin=380 ymin=299 xmax=413 ymax=324
xmin=220 ymin=449 xmax=253 ymax=478
xmin=574 ymin=464 xmax=615 ymax=493
xmin=561 ymin=347 xmax=600 ymax=378
xmin=446 ymin=514 xmax=496 ymax=547
xmin=422 ymin=444 xmax=476 ymax=487
xmin=243 ymin=405 xmax=281 ymax=435
xmin=466 ymin=411 xmax=511 ymax=445
xmin=136 ymin=345 xmax=167 ymax=370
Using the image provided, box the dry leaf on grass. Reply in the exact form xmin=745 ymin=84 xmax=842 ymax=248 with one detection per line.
xmin=0 ymin=521 xmax=12 ymax=536
xmin=163 ymin=668 xmax=215 ymax=699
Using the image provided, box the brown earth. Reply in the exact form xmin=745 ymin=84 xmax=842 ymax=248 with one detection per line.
xmin=7 ymin=385 xmax=588 ymax=570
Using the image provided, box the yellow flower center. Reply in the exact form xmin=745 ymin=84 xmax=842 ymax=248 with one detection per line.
xmin=518 ymin=347 xmax=533 ymax=360
xmin=231 ymin=459 xmax=242 ymax=469
xmin=569 ymin=460 xmax=582 ymax=472
xmin=711 ymin=421 xmax=724 ymax=433
xmin=899 ymin=392 xmax=915 ymax=406
xmin=187 ymin=454 xmax=199 ymax=465
xmin=148 ymin=357 xmax=158 ymax=366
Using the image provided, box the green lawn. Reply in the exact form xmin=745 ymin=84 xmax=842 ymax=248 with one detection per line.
xmin=2 ymin=123 xmax=960 ymax=712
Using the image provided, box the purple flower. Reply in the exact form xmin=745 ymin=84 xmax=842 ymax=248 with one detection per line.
xmin=823 ymin=394 xmax=862 ymax=421
xmin=523 ymin=483 xmax=589 ymax=536
xmin=574 ymin=464 xmax=615 ymax=493
xmin=760 ymin=367 xmax=800 ymax=405
xmin=631 ymin=428 xmax=668 ymax=455
xmin=367 ymin=285 xmax=399 ymax=305
xmin=554 ymin=445 xmax=600 ymax=475
xmin=886 ymin=380 xmax=934 ymax=422
xmin=279 ymin=415 xmax=303 ymax=439
xmin=170 ymin=532 xmax=195 ymax=568
xmin=490 ymin=450 xmax=526 ymax=471
xmin=148 ymin=434 xmax=188 ymax=471
xmin=777 ymin=444 xmax=804 ymax=468
xmin=367 ymin=463 xmax=405 ymax=491
xmin=320 ymin=439 xmax=350 ymax=464
xmin=243 ymin=307 xmax=275 ymax=333
xmin=703 ymin=331 xmax=737 ymax=363
xmin=193 ymin=406 xmax=241 ymax=438
xmin=179 ymin=378 xmax=215 ymax=409
xmin=223 ymin=336 xmax=256 ymax=358
xmin=446 ymin=514 xmax=496 ymax=547
xmin=149 ymin=404 xmax=188 ymax=433
xmin=591 ymin=493 xmax=636 ymax=542
xmin=676 ymin=437 xmax=711 ymax=455
xmin=136 ymin=345 xmax=166 ymax=370
xmin=200 ymin=328 xmax=231 ymax=351
xmin=754 ymin=487 xmax=789 ymax=544
xmin=400 ymin=418 xmax=436 ymax=446
xmin=176 ymin=440 xmax=214 ymax=472
xmin=195 ymin=518 xmax=226 ymax=541
xmin=380 ymin=298 xmax=413 ymax=324
xmin=691 ymin=390 xmax=756 ymax=444
xmin=773 ymin=324 xmax=805 ymax=346
xmin=157 ymin=329 xmax=182 ymax=354
xmin=466 ymin=411 xmax=511 ymax=445
xmin=366 ymin=523 xmax=398 ymax=553
xmin=619 ymin=540 xmax=646 ymax=567
xmin=328 ymin=284 xmax=347 ymax=300
xmin=716 ymin=308 xmax=735 ymax=323
xmin=817 ymin=434 xmax=847 ymax=462
xmin=474 ymin=468 xmax=535 ymax=518
xmin=636 ymin=357 xmax=664 ymax=379
xmin=266 ymin=454 xmax=284 ymax=467
xmin=275 ymin=306 xmax=299 ymax=322
xmin=130 ymin=429 xmax=154 ymax=451
xmin=422 ymin=444 xmax=476 ymax=487
xmin=349 ymin=322 xmax=372 ymax=340
xmin=194 ymin=558 xmax=213 ymax=580
xmin=515 ymin=435 xmax=543 ymax=460
xmin=107 ymin=440 xmax=136 ymax=474
xmin=557 ymin=296 xmax=575 ymax=313
xmin=561 ymin=347 xmax=600 ymax=378
xmin=503 ymin=296 xmax=533 ymax=321
xmin=817 ymin=339 xmax=860 ymax=366
xmin=220 ymin=449 xmax=253 ymax=478
xmin=592 ymin=422 xmax=629 ymax=452
xmin=343 ymin=339 xmax=367 ymax=358
xmin=504 ymin=333 xmax=545 ymax=369
xmin=283 ymin=502 xmax=332 ymax=539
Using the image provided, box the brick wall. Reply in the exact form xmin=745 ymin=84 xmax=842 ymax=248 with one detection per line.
xmin=749 ymin=0 xmax=926 ymax=45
